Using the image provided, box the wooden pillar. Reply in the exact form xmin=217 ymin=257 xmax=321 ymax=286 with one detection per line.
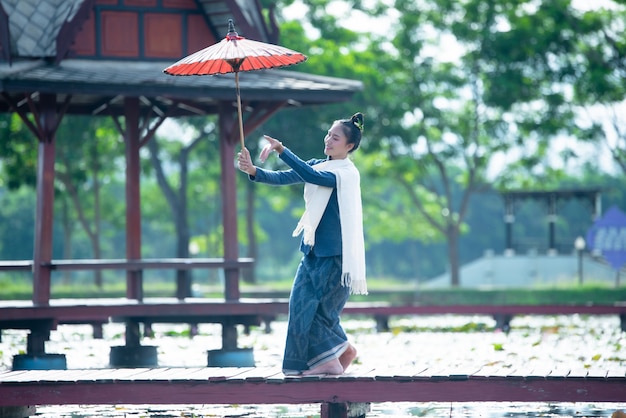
xmin=124 ymin=97 xmax=143 ymax=301
xmin=321 ymin=402 xmax=348 ymax=418
xmin=218 ymin=103 xmax=240 ymax=352
xmin=32 ymin=94 xmax=58 ymax=306
xmin=218 ymin=103 xmax=240 ymax=302
xmin=120 ymin=97 xmax=144 ymax=355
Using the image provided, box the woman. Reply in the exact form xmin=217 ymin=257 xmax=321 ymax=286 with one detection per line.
xmin=237 ymin=112 xmax=367 ymax=376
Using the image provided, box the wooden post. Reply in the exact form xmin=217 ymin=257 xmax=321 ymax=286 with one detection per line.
xmin=218 ymin=103 xmax=240 ymax=302
xmin=122 ymin=97 xmax=144 ymax=360
xmin=32 ymin=94 xmax=58 ymax=306
xmin=218 ymin=103 xmax=240 ymax=352
xmin=124 ymin=97 xmax=143 ymax=301
xmin=321 ymin=402 xmax=370 ymax=418
xmin=321 ymin=402 xmax=348 ymax=418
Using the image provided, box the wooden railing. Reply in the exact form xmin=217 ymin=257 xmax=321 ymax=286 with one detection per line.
xmin=0 ymin=257 xmax=254 ymax=272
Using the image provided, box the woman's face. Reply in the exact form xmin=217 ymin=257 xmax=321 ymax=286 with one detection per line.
xmin=323 ymin=122 xmax=353 ymax=160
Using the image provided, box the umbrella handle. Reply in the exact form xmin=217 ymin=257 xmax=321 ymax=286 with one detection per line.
xmin=235 ymin=72 xmax=245 ymax=149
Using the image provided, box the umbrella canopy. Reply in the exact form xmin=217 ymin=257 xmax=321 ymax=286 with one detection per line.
xmin=164 ymin=19 xmax=307 ymax=147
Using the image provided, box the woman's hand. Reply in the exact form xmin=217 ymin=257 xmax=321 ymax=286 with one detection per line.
xmin=237 ymin=147 xmax=256 ymax=176
xmin=259 ymin=135 xmax=285 ymax=162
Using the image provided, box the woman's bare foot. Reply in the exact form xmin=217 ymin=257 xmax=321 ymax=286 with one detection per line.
xmin=339 ymin=343 xmax=357 ymax=372
xmin=302 ymin=359 xmax=344 ymax=376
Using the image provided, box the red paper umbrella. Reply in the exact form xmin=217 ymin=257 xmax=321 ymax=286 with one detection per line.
xmin=164 ymin=19 xmax=307 ymax=148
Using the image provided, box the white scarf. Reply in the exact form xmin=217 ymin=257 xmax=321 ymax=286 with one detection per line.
xmin=292 ymin=158 xmax=367 ymax=295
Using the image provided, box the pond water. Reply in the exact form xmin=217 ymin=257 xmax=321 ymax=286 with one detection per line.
xmin=1 ymin=314 xmax=625 ymax=417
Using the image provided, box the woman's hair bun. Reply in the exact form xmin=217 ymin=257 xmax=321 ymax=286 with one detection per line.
xmin=351 ymin=112 xmax=364 ymax=132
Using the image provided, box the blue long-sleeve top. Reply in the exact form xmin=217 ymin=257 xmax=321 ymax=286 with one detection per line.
xmin=249 ymin=148 xmax=341 ymax=257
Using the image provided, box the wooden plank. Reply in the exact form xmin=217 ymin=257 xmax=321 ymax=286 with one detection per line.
xmin=448 ymin=366 xmax=483 ymax=380
xmin=159 ymin=367 xmax=208 ymax=380
xmin=224 ymin=367 xmax=276 ymax=382
xmin=415 ymin=365 xmax=483 ymax=381
xmin=341 ymin=366 xmax=377 ymax=381
xmin=63 ymin=368 xmax=132 ymax=381
xmin=525 ymin=365 xmax=554 ymax=379
xmin=567 ymin=368 xmax=589 ymax=378
xmin=1 ymin=374 xmax=625 ymax=405
xmin=0 ymin=370 xmax=45 ymax=383
xmin=4 ymin=369 xmax=75 ymax=383
xmin=206 ymin=367 xmax=252 ymax=382
xmin=39 ymin=369 xmax=102 ymax=382
xmin=0 ymin=260 xmax=33 ymax=271
xmin=546 ymin=366 xmax=571 ymax=379
xmin=606 ymin=367 xmax=626 ymax=379
xmin=372 ymin=366 xmax=425 ymax=381
xmin=503 ymin=367 xmax=527 ymax=379
xmin=411 ymin=366 xmax=437 ymax=379
xmin=266 ymin=373 xmax=290 ymax=384
xmin=43 ymin=258 xmax=254 ymax=271
xmin=99 ymin=368 xmax=159 ymax=381
xmin=477 ymin=366 xmax=518 ymax=378
xmin=0 ymin=299 xmax=289 ymax=327
xmin=124 ymin=368 xmax=182 ymax=380
xmin=470 ymin=362 xmax=505 ymax=378
xmin=242 ymin=367 xmax=283 ymax=382
xmin=170 ymin=367 xmax=243 ymax=381
xmin=0 ymin=370 xmax=31 ymax=380
xmin=585 ymin=367 xmax=608 ymax=379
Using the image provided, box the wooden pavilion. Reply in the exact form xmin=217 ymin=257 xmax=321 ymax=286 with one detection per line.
xmin=0 ymin=0 xmax=361 ymax=367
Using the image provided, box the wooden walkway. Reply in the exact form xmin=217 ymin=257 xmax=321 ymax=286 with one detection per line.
xmin=1 ymin=298 xmax=625 ymax=379
xmin=1 ymin=366 xmax=625 ymax=417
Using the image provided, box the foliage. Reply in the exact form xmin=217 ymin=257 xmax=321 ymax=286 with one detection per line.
xmin=0 ymin=114 xmax=37 ymax=189
xmin=1 ymin=0 xmax=625 ymax=289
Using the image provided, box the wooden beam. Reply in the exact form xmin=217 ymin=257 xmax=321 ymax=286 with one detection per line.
xmin=0 ymin=368 xmax=624 ymax=406
xmin=1 ymin=92 xmax=40 ymax=139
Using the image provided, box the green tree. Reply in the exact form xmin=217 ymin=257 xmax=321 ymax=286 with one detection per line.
xmin=462 ymin=0 xmax=625 ymax=182
xmin=146 ymin=116 xmax=220 ymax=296
xmin=0 ymin=113 xmax=124 ymax=287
xmin=55 ymin=116 xmax=121 ymax=287
xmin=250 ymin=1 xmax=442 ymax=281
xmin=0 ymin=113 xmax=37 ymax=189
xmin=570 ymin=4 xmax=626 ymax=174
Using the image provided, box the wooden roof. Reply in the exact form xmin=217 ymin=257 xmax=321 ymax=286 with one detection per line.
xmin=0 ymin=59 xmax=362 ymax=117
xmin=0 ymin=0 xmax=362 ymax=117
xmin=0 ymin=0 xmax=85 ymax=58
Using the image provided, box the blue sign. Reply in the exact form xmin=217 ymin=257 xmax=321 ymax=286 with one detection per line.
xmin=586 ymin=205 xmax=626 ymax=271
